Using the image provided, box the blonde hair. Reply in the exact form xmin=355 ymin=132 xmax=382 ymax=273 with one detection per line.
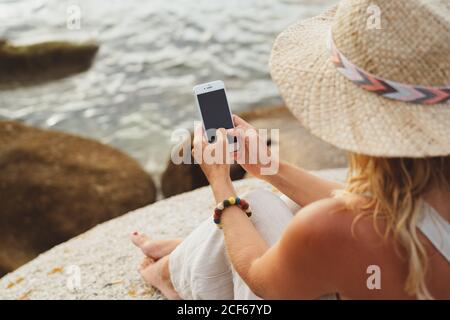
xmin=336 ymin=153 xmax=450 ymax=299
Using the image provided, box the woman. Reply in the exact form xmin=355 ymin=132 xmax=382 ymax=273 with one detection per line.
xmin=131 ymin=0 xmax=450 ymax=299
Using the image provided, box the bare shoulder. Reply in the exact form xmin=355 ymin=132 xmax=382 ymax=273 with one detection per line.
xmin=288 ymin=197 xmax=356 ymax=243
xmin=290 ymin=196 xmax=384 ymax=244
xmin=284 ymin=197 xmax=406 ymax=298
xmin=275 ymin=197 xmax=364 ymax=295
xmin=280 ymin=197 xmax=360 ymax=272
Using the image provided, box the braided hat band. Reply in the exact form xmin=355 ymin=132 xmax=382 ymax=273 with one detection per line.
xmin=328 ymin=29 xmax=450 ymax=105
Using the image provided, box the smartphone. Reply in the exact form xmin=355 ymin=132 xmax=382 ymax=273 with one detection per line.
xmin=193 ymin=80 xmax=239 ymax=152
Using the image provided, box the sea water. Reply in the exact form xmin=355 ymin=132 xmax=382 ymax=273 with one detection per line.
xmin=0 ymin=0 xmax=336 ymax=176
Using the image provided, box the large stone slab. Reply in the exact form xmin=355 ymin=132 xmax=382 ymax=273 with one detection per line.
xmin=0 ymin=169 xmax=346 ymax=300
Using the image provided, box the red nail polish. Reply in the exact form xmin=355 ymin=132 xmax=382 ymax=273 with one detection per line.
xmin=133 ymin=231 xmax=138 ymax=236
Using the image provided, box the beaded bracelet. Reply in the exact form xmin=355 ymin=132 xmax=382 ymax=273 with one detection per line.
xmin=213 ymin=196 xmax=252 ymax=229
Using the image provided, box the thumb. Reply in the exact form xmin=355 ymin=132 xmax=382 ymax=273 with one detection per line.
xmin=232 ymin=114 xmax=252 ymax=129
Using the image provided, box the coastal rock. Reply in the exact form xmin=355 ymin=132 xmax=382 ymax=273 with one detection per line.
xmin=161 ymin=106 xmax=347 ymax=197
xmin=0 ymin=121 xmax=156 ymax=276
xmin=0 ymin=40 xmax=98 ymax=87
xmin=0 ymin=169 xmax=347 ymax=300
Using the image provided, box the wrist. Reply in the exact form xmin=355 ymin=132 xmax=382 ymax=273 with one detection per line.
xmin=209 ymin=174 xmax=231 ymax=187
xmin=210 ymin=178 xmax=236 ymax=202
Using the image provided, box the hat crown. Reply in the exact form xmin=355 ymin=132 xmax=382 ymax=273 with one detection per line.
xmin=331 ymin=0 xmax=450 ymax=86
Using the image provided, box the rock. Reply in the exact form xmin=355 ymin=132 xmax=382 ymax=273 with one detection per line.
xmin=0 ymin=169 xmax=347 ymax=300
xmin=0 ymin=39 xmax=98 ymax=87
xmin=0 ymin=121 xmax=156 ymax=277
xmin=161 ymin=106 xmax=346 ymax=197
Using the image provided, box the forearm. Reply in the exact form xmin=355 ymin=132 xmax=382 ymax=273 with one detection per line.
xmin=261 ymin=161 xmax=344 ymax=207
xmin=210 ymin=180 xmax=269 ymax=292
xmin=222 ymin=207 xmax=268 ymax=292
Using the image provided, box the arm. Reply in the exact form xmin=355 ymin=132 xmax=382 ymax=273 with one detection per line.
xmin=230 ymin=115 xmax=343 ymax=207
xmin=210 ymin=179 xmax=271 ymax=291
xmin=261 ymin=161 xmax=343 ymax=207
xmin=192 ymin=125 xmax=341 ymax=299
xmin=213 ymin=178 xmax=341 ymax=299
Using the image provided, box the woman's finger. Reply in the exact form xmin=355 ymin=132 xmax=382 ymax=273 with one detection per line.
xmin=193 ymin=123 xmax=207 ymax=162
xmin=193 ymin=123 xmax=207 ymax=146
xmin=226 ymin=128 xmax=238 ymax=136
xmin=218 ymin=128 xmax=233 ymax=158
xmin=232 ymin=114 xmax=253 ymax=129
xmin=216 ymin=128 xmax=227 ymax=145
xmin=228 ymin=125 xmax=249 ymax=138
xmin=193 ymin=123 xmax=202 ymax=143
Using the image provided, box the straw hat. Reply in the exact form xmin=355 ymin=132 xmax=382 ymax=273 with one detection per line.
xmin=270 ymin=0 xmax=450 ymax=157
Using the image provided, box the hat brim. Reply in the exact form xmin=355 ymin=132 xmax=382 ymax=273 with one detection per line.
xmin=269 ymin=7 xmax=450 ymax=157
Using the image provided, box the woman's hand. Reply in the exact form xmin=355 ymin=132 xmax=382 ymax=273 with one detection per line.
xmin=228 ymin=115 xmax=275 ymax=180
xmin=192 ymin=123 xmax=232 ymax=186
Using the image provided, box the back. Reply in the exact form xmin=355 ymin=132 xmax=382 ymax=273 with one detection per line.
xmin=318 ymin=196 xmax=450 ymax=300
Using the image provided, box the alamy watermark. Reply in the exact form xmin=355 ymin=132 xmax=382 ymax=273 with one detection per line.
xmin=170 ymin=122 xmax=279 ymax=176
xmin=66 ymin=5 xmax=81 ymax=30
xmin=66 ymin=264 xmax=82 ymax=292
xmin=366 ymin=4 xmax=382 ymax=30
xmin=366 ymin=265 xmax=381 ymax=290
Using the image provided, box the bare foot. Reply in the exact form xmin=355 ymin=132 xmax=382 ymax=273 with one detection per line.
xmin=131 ymin=232 xmax=182 ymax=260
xmin=139 ymin=256 xmax=180 ymax=300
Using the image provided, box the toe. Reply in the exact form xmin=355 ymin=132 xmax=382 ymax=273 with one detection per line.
xmin=131 ymin=232 xmax=151 ymax=249
xmin=131 ymin=232 xmax=164 ymax=259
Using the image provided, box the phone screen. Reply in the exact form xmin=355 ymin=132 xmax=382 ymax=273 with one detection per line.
xmin=197 ymin=89 xmax=236 ymax=144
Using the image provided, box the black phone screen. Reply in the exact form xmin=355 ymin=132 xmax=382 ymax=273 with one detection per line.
xmin=197 ymin=89 xmax=236 ymax=144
